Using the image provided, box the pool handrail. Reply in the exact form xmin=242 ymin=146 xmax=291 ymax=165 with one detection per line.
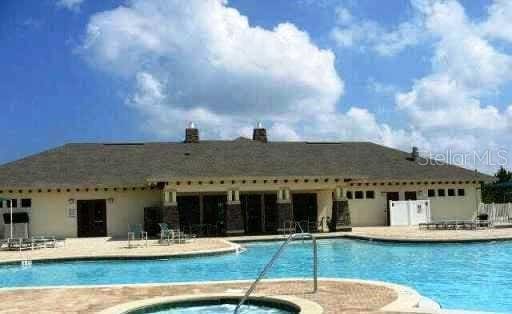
xmin=233 ymin=232 xmax=318 ymax=314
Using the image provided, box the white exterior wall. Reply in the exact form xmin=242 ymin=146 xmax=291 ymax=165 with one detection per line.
xmin=0 ymin=180 xmax=482 ymax=237
xmin=0 ymin=189 xmax=161 ymax=238
xmin=427 ymin=184 xmax=480 ymax=221
xmin=346 ymin=183 xmax=480 ymax=226
xmin=348 ymin=191 xmax=387 ymax=226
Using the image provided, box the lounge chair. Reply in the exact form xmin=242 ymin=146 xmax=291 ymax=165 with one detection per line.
xmin=128 ymin=224 xmax=148 ymax=248
xmin=7 ymin=238 xmax=40 ymax=251
xmin=31 ymin=236 xmax=58 ymax=248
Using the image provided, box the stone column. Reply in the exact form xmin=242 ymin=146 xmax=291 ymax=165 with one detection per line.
xmin=162 ymin=204 xmax=179 ymax=229
xmin=276 ymin=201 xmax=293 ymax=232
xmin=331 ymin=187 xmax=352 ymax=231
xmin=162 ymin=190 xmax=179 ymax=229
xmin=225 ymin=190 xmax=244 ymax=235
xmin=276 ymin=188 xmax=293 ymax=232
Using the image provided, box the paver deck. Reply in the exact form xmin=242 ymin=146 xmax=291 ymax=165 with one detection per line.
xmin=0 ymin=238 xmax=237 ymax=264
xmin=227 ymin=226 xmax=512 ymax=243
xmin=0 ymin=279 xmax=402 ymax=314
xmin=346 ymin=226 xmax=512 ymax=242
xmin=2 ymin=226 xmax=511 ymax=264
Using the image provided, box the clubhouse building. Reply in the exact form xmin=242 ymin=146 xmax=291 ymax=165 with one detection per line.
xmin=0 ymin=125 xmax=490 ymax=238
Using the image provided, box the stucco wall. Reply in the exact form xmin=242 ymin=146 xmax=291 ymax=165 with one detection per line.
xmin=0 ymin=189 xmax=161 ymax=238
xmin=0 ymin=182 xmax=482 ymax=237
xmin=345 ymin=183 xmax=481 ymax=226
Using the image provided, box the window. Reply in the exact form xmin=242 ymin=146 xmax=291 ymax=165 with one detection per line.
xmin=437 ymin=189 xmax=445 ymax=197
xmin=355 ymin=191 xmax=364 ymax=199
xmin=404 ymin=191 xmax=417 ymax=200
xmin=365 ymin=191 xmax=375 ymax=199
xmin=448 ymin=189 xmax=455 ymax=197
xmin=458 ymin=188 xmax=465 ymax=196
xmin=428 ymin=189 xmax=436 ymax=197
xmin=21 ymin=198 xmax=31 ymax=208
xmin=6 ymin=199 xmax=17 ymax=208
xmin=346 ymin=191 xmax=353 ymax=199
xmin=0 ymin=201 xmax=2 ymax=208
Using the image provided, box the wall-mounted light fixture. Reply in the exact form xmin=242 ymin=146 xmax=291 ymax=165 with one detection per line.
xmin=68 ymin=198 xmax=75 ymax=205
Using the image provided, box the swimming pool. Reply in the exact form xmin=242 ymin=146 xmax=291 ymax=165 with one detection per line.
xmin=0 ymin=239 xmax=510 ymax=312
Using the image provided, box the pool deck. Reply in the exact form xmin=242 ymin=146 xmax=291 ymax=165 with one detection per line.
xmin=345 ymin=226 xmax=512 ymax=243
xmin=1 ymin=226 xmax=512 ymax=264
xmin=0 ymin=237 xmax=239 ymax=264
xmin=0 ymin=278 xmax=425 ymax=314
xmin=227 ymin=226 xmax=512 ymax=243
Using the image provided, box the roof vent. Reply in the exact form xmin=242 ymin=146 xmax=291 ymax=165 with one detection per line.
xmin=185 ymin=122 xmax=199 ymax=143
xmin=252 ymin=121 xmax=267 ymax=143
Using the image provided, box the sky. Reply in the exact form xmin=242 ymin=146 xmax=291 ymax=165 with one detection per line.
xmin=1 ymin=0 xmax=512 ymax=174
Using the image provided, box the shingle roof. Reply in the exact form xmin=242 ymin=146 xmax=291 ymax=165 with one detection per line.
xmin=0 ymin=140 xmax=492 ymax=188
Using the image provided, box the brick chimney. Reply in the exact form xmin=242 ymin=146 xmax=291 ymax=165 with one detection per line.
xmin=184 ymin=122 xmax=199 ymax=143
xmin=411 ymin=146 xmax=419 ymax=161
xmin=252 ymin=122 xmax=267 ymax=143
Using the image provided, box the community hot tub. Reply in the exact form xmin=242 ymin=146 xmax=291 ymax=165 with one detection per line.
xmin=99 ymin=294 xmax=323 ymax=314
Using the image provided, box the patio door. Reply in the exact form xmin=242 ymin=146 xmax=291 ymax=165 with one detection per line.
xmin=202 ymin=195 xmax=226 ymax=235
xmin=241 ymin=194 xmax=263 ymax=234
xmin=292 ymin=193 xmax=317 ymax=231
xmin=77 ymin=199 xmax=107 ymax=237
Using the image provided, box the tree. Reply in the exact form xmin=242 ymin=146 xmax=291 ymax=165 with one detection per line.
xmin=495 ymin=166 xmax=512 ymax=183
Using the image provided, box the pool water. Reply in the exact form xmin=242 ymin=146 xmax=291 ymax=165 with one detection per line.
xmin=0 ymin=239 xmax=511 ymax=312
xmin=141 ymin=305 xmax=291 ymax=314
xmin=128 ymin=300 xmax=297 ymax=314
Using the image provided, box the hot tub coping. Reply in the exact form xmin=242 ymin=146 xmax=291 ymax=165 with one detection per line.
xmin=96 ymin=293 xmax=323 ymax=314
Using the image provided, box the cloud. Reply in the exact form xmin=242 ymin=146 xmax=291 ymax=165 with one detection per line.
xmin=396 ymin=0 xmax=512 ymax=131
xmin=80 ymin=0 xmax=512 ymax=173
xmin=392 ymin=0 xmax=512 ymax=171
xmin=480 ymin=0 xmax=512 ymax=42
xmin=330 ymin=5 xmax=425 ymax=56
xmin=82 ymin=0 xmax=343 ymax=128
xmin=56 ymin=0 xmax=84 ymax=12
xmin=82 ymin=0 xmax=413 ymax=144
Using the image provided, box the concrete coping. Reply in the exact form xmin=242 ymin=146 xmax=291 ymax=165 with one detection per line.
xmin=96 ymin=293 xmax=323 ymax=314
xmin=0 ymin=239 xmax=242 ymax=265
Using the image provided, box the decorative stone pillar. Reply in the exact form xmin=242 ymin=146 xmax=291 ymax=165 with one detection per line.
xmin=225 ymin=190 xmax=244 ymax=235
xmin=276 ymin=188 xmax=293 ymax=232
xmin=331 ymin=187 xmax=352 ymax=232
xmin=162 ymin=190 xmax=179 ymax=229
xmin=162 ymin=205 xmax=179 ymax=229
xmin=276 ymin=201 xmax=293 ymax=232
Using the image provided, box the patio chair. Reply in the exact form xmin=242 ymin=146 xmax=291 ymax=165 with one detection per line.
xmin=158 ymin=223 xmax=175 ymax=245
xmin=128 ymin=224 xmax=148 ymax=248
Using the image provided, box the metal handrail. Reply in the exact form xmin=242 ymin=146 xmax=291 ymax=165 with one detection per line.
xmin=282 ymin=220 xmax=306 ymax=236
xmin=233 ymin=232 xmax=317 ymax=314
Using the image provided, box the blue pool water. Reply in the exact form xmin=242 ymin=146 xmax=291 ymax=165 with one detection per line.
xmin=0 ymin=239 xmax=511 ymax=312
xmin=128 ymin=300 xmax=296 ymax=314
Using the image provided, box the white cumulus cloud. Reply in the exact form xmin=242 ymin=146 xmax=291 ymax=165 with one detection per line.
xmin=330 ymin=5 xmax=425 ymax=56
xmin=396 ymin=0 xmax=512 ymax=131
xmin=81 ymin=0 xmax=420 ymax=148
xmin=81 ymin=0 xmax=346 ymax=138
xmin=56 ymin=0 xmax=84 ymax=12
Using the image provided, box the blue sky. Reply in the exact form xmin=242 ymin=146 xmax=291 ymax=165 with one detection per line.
xmin=1 ymin=0 xmax=512 ymax=173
